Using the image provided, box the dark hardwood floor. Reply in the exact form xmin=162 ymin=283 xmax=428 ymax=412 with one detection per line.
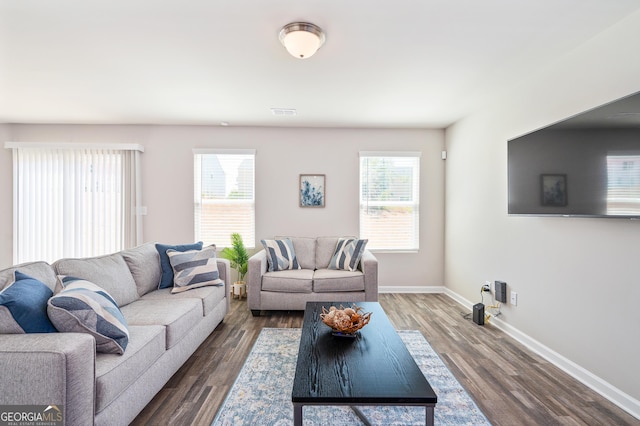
xmin=131 ymin=293 xmax=639 ymax=425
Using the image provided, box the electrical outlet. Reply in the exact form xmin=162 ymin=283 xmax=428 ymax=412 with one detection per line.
xmin=510 ymin=291 xmax=518 ymax=306
xmin=483 ymin=281 xmax=491 ymax=292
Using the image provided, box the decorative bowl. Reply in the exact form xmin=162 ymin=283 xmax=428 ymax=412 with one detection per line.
xmin=320 ymin=304 xmax=372 ymax=335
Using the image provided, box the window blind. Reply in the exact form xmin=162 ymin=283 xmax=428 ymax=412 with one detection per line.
xmin=6 ymin=143 xmax=143 ymax=264
xmin=359 ymin=152 xmax=420 ymax=251
xmin=606 ymin=154 xmax=640 ymax=215
xmin=194 ymin=149 xmax=255 ymax=248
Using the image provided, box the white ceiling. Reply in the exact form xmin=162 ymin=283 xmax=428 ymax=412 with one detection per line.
xmin=2 ymin=1 xmax=640 ymax=128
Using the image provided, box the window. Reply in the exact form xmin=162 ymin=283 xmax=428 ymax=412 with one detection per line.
xmin=6 ymin=143 xmax=144 ymax=264
xmin=606 ymin=154 xmax=640 ymax=215
xmin=194 ymin=149 xmax=255 ymax=248
xmin=359 ymin=152 xmax=420 ymax=251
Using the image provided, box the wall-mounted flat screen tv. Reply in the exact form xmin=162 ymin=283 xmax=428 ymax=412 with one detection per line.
xmin=508 ymin=91 xmax=640 ymax=218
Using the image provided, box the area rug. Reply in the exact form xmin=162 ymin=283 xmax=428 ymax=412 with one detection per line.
xmin=212 ymin=328 xmax=491 ymax=425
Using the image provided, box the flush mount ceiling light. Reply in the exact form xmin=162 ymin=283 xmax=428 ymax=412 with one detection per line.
xmin=279 ymin=22 xmax=325 ymax=59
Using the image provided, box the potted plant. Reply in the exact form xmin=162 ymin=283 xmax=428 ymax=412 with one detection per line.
xmin=220 ymin=233 xmax=249 ymax=298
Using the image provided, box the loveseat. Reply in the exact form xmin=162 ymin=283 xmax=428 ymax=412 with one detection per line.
xmin=247 ymin=237 xmax=378 ymax=315
xmin=0 ymin=242 xmax=230 ymax=426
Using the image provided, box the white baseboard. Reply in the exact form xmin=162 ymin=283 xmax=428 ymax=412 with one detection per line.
xmin=379 ymin=285 xmax=445 ymax=293
xmin=440 ymin=287 xmax=640 ymax=420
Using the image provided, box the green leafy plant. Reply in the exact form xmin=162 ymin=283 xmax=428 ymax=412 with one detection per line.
xmin=220 ymin=233 xmax=249 ymax=282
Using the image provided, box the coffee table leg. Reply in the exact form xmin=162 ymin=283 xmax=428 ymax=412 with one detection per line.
xmin=350 ymin=406 xmax=372 ymax=426
xmin=293 ymin=403 xmax=302 ymax=426
xmin=425 ymin=405 xmax=434 ymax=426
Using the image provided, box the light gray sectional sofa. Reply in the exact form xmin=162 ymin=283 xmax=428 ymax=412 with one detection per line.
xmin=247 ymin=236 xmax=378 ymax=315
xmin=0 ymin=242 xmax=230 ymax=426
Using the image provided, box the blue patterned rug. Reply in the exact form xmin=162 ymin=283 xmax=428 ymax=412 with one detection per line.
xmin=212 ymin=328 xmax=491 ymax=426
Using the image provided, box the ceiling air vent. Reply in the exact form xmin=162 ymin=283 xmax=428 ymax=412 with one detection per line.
xmin=271 ymin=108 xmax=297 ymax=116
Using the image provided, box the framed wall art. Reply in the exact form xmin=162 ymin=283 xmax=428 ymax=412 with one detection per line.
xmin=300 ymin=174 xmax=325 ymax=207
xmin=541 ymin=174 xmax=567 ymax=206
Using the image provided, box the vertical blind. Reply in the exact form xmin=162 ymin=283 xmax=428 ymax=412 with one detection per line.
xmin=194 ymin=149 xmax=255 ymax=248
xmin=359 ymin=152 xmax=421 ymax=251
xmin=6 ymin=143 xmax=143 ymax=264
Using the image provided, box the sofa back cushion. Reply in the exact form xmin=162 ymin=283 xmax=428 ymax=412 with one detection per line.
xmin=276 ymin=236 xmax=316 ymax=270
xmin=121 ymin=242 xmax=162 ymax=297
xmin=54 ymin=253 xmax=139 ymax=307
xmin=0 ymin=261 xmax=57 ymax=292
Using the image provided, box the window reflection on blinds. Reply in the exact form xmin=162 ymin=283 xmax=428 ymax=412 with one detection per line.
xmin=606 ymin=155 xmax=640 ymax=215
xmin=359 ymin=152 xmax=420 ymax=251
xmin=194 ymin=150 xmax=255 ymax=248
xmin=9 ymin=145 xmax=143 ymax=264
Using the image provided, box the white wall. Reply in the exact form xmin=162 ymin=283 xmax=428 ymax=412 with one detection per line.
xmin=445 ymin=10 xmax=640 ymax=409
xmin=0 ymin=125 xmax=445 ymax=289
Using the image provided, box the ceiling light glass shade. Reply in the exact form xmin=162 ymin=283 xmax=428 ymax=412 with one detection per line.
xmin=279 ymin=22 xmax=325 ymax=59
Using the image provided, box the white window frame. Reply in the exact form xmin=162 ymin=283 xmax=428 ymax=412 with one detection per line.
xmin=193 ymin=149 xmax=256 ymax=249
xmin=359 ymin=151 xmax=421 ymax=252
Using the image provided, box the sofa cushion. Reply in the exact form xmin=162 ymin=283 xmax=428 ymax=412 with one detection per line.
xmin=121 ymin=242 xmax=162 ymax=297
xmin=120 ymin=298 xmax=202 ymax=349
xmin=313 ymin=269 xmax=366 ymax=292
xmin=0 ymin=261 xmax=57 ymax=292
xmin=95 ymin=324 xmax=165 ymax=413
xmin=155 ymin=242 xmax=203 ymax=289
xmin=140 ymin=285 xmax=225 ymax=317
xmin=261 ymin=238 xmax=301 ymax=272
xmin=53 ymin=253 xmax=139 ymax=307
xmin=48 ymin=276 xmax=129 ymax=354
xmin=276 ymin=236 xmax=316 ymax=270
xmin=329 ymin=238 xmax=368 ymax=272
xmin=0 ymin=271 xmax=57 ymax=334
xmin=261 ymin=269 xmax=313 ymax=293
xmin=316 ymin=236 xmax=355 ymax=269
xmin=167 ymin=245 xmax=223 ymax=293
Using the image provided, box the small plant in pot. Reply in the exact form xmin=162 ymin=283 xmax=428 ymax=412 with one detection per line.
xmin=220 ymin=233 xmax=249 ymax=297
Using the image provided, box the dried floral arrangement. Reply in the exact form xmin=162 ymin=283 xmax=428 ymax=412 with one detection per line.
xmin=320 ymin=304 xmax=372 ymax=335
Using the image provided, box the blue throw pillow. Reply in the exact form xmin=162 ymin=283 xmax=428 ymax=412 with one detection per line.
xmin=328 ymin=238 xmax=368 ymax=272
xmin=48 ymin=276 xmax=130 ymax=354
xmin=260 ymin=238 xmax=301 ymax=272
xmin=0 ymin=270 xmax=57 ymax=334
xmin=156 ymin=242 xmax=203 ymax=289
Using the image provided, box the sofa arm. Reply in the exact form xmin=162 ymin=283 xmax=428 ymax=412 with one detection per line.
xmin=216 ymin=258 xmax=232 ymax=311
xmin=0 ymin=333 xmax=96 ymax=426
xmin=247 ymin=250 xmax=268 ymax=312
xmin=360 ymin=250 xmax=379 ymax=301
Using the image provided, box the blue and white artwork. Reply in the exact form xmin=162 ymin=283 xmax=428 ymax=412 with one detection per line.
xmin=300 ymin=174 xmax=325 ymax=207
xmin=541 ymin=174 xmax=567 ymax=206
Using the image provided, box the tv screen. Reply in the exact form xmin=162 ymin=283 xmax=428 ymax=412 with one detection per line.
xmin=508 ymin=91 xmax=640 ymax=218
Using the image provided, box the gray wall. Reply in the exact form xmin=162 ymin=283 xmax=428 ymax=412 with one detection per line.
xmin=445 ymin=9 xmax=640 ymax=412
xmin=0 ymin=125 xmax=445 ymax=289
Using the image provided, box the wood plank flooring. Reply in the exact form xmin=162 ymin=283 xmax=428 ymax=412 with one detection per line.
xmin=131 ymin=293 xmax=639 ymax=425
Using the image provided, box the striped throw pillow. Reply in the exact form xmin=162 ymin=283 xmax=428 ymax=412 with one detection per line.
xmin=48 ymin=276 xmax=129 ymax=354
xmin=261 ymin=238 xmax=301 ymax=272
xmin=328 ymin=238 xmax=368 ymax=272
xmin=166 ymin=245 xmax=223 ymax=293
